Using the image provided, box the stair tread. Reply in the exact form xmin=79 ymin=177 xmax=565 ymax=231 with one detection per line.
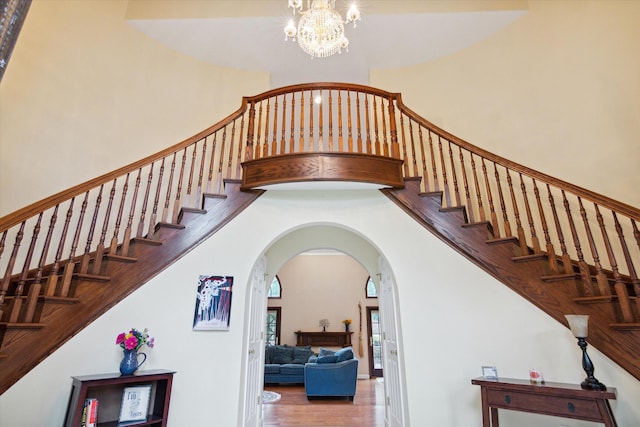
xmin=513 ymin=253 xmax=547 ymax=263
xmin=0 ymin=322 xmax=45 ymax=329
xmin=574 ymin=295 xmax=615 ymax=303
xmin=486 ymin=236 xmax=518 ymax=245
xmin=610 ymin=323 xmax=640 ymax=330
xmin=75 ymin=273 xmax=110 ymax=282
xmin=104 ymin=253 xmax=138 ymax=263
xmin=157 ymin=222 xmax=186 ymax=230
xmin=132 ymin=237 xmax=163 ymax=246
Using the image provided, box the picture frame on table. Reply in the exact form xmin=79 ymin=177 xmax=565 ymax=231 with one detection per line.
xmin=118 ymin=384 xmax=152 ymax=425
xmin=481 ymin=365 xmax=499 ymax=379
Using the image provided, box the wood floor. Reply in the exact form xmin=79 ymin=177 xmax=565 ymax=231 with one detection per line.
xmin=263 ymin=379 xmax=386 ymax=427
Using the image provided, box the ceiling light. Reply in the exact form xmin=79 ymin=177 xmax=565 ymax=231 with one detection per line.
xmin=284 ymin=0 xmax=361 ymax=58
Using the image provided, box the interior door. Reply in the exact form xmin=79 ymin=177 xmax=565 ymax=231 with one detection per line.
xmin=366 ymin=307 xmax=383 ymax=378
xmin=378 ymin=256 xmax=406 ymax=427
xmin=243 ymin=256 xmax=267 ymax=427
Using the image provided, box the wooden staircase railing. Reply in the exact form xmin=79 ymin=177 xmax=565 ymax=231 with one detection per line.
xmin=0 ymin=82 xmax=638 ymax=387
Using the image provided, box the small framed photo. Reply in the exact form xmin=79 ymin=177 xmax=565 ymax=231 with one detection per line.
xmin=481 ymin=366 xmax=498 ymax=379
xmin=119 ymin=384 xmax=152 ymax=425
xmin=529 ymin=368 xmax=545 ymax=384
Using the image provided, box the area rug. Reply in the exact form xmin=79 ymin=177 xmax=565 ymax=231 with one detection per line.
xmin=263 ymin=390 xmax=281 ymax=404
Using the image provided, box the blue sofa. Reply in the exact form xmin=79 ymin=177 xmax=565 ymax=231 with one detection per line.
xmin=264 ymin=344 xmax=315 ymax=384
xmin=304 ymin=347 xmax=358 ymax=400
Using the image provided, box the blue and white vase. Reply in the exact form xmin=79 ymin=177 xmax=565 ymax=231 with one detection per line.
xmin=119 ymin=349 xmax=147 ymax=375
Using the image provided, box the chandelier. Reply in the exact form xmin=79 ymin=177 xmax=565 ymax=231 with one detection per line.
xmin=284 ymin=0 xmax=361 ymax=58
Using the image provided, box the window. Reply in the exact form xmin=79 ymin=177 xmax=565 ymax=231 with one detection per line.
xmin=268 ymin=275 xmax=282 ymax=298
xmin=266 ymin=307 xmax=281 ymax=345
xmin=365 ymin=276 xmax=377 ymax=298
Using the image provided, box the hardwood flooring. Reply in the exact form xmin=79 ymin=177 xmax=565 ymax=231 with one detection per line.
xmin=263 ymin=379 xmax=385 ymax=427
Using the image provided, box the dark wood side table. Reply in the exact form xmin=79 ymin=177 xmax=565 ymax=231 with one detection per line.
xmin=471 ymin=377 xmax=617 ymax=427
xmin=295 ymin=331 xmax=353 ymax=347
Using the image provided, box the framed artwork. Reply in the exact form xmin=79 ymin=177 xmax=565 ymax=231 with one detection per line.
xmin=481 ymin=366 xmax=498 ymax=379
xmin=193 ymin=275 xmax=234 ymax=331
xmin=118 ymin=384 xmax=152 ymax=425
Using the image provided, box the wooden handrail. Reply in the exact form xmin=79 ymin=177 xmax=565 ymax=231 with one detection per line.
xmin=0 ymin=82 xmax=638 ymax=332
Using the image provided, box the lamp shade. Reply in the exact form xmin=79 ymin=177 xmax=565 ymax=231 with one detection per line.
xmin=565 ymin=314 xmax=589 ymax=337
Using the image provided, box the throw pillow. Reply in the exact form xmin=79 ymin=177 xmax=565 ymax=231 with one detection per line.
xmin=318 ymin=348 xmax=335 ymax=357
xmin=334 ymin=347 xmax=354 ymax=362
xmin=292 ymin=346 xmax=313 ymax=364
xmin=316 ymin=355 xmax=339 ymax=364
xmin=271 ymin=345 xmax=294 ymax=364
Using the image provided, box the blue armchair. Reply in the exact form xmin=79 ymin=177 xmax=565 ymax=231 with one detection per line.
xmin=304 ymin=357 xmax=359 ymax=400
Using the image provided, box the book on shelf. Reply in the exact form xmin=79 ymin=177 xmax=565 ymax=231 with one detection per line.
xmin=82 ymin=398 xmax=98 ymax=427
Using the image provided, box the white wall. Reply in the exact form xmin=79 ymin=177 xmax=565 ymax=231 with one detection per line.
xmin=1 ymin=189 xmax=639 ymax=427
xmin=270 ymin=252 xmax=374 ymax=378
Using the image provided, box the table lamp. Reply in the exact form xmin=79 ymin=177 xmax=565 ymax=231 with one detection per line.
xmin=564 ymin=314 xmax=607 ymax=391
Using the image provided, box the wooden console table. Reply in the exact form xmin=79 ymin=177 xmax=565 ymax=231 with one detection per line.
xmin=295 ymin=331 xmax=352 ymax=347
xmin=472 ymin=377 xmax=617 ymax=427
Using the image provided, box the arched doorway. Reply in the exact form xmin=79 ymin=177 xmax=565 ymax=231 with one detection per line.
xmin=240 ymin=224 xmax=408 ymax=427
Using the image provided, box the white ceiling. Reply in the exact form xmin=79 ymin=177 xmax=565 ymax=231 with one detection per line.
xmin=128 ymin=3 xmax=527 ymax=87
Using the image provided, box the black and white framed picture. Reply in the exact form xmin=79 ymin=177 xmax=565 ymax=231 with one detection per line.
xmin=481 ymin=366 xmax=498 ymax=379
xmin=193 ymin=275 xmax=234 ymax=331
xmin=118 ymin=384 xmax=152 ymax=425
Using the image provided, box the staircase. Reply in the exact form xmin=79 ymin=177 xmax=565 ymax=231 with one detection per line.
xmin=1 ymin=83 xmax=638 ymax=395
xmin=0 ymin=181 xmax=263 ymax=394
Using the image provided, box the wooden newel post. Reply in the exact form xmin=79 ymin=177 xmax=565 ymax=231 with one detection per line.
xmin=387 ymin=97 xmax=400 ymax=159
xmin=245 ymin=101 xmax=256 ymax=162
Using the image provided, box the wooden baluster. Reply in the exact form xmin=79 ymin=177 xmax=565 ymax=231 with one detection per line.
xmin=380 ymin=98 xmax=389 ymax=157
xmin=505 ymin=169 xmax=524 ymax=249
xmin=79 ymin=185 xmax=103 ymax=273
xmin=309 ymin=90 xmax=315 ymax=151
xmin=481 ymin=159 xmax=499 ymax=234
xmin=271 ymin=96 xmax=279 ymax=157
xmin=216 ymin=126 xmax=228 ymax=193
xmin=437 ymin=136 xmax=451 ymax=207
xmin=470 ymin=154 xmax=486 ymax=223
xmin=8 ymin=213 xmax=42 ymax=323
xmin=227 ymin=119 xmax=237 ymax=179
xmin=399 ymin=115 xmax=410 ymax=177
xmin=0 ymin=230 xmax=5 ymax=259
xmin=171 ymin=150 xmax=186 ymax=223
xmin=447 ymin=141 xmax=461 ymax=207
xmin=299 ymin=91 xmax=305 ymax=153
xmin=0 ymin=222 xmax=25 ymax=319
xmin=372 ymin=96 xmax=380 ymax=155
xmin=47 ymin=199 xmax=75 ymax=294
xmin=597 ymin=208 xmax=636 ymax=322
xmin=562 ymin=191 xmax=595 ymax=296
xmin=121 ymin=170 xmax=141 ymax=257
xmin=337 ymin=91 xmax=344 ymax=152
xmin=280 ymin=95 xmax=287 ymax=155
xmin=206 ymin=133 xmax=218 ymax=194
xmin=289 ymin=92 xmax=295 ymax=154
xmin=614 ymin=214 xmax=640 ymax=316
xmin=161 ymin=153 xmax=177 ymax=224
xmin=546 ymin=184 xmax=572 ymax=274
xmin=146 ymin=160 xmax=164 ymax=238
xmin=347 ymin=91 xmax=354 ymax=152
xmin=263 ymin=98 xmax=271 ymax=158
xmin=60 ymin=192 xmax=89 ymax=297
xmin=519 ymin=174 xmax=540 ymax=254
xmin=388 ymin=97 xmax=400 ymax=159
xmin=458 ymin=148 xmax=474 ymax=223
xmin=429 ymin=132 xmax=440 ymax=193
xmin=328 ymin=91 xmax=334 ymax=151
xmin=137 ymin=163 xmax=154 ymax=238
xmin=317 ymin=90 xmax=323 ymax=151
xmin=493 ymin=164 xmax=511 ymax=237
xmin=407 ymin=117 xmax=418 ymax=179
xmin=418 ymin=126 xmax=431 ymax=192
xmin=577 ymin=198 xmax=610 ymax=295
xmin=365 ymin=95 xmax=372 ymax=154
xmin=236 ymin=114 xmax=245 ymax=178
xmin=246 ymin=101 xmax=256 ymax=163
xmin=194 ymin=138 xmax=208 ymax=207
xmin=255 ymin=102 xmax=263 ymax=160
xmin=110 ymin=174 xmax=130 ymax=255
xmin=24 ymin=208 xmax=58 ymax=322
xmin=356 ymin=93 xmax=363 ymax=153
xmin=532 ymin=180 xmax=557 ymax=271
xmin=186 ymin=142 xmax=199 ymax=207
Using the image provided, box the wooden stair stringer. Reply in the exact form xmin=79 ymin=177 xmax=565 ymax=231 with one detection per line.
xmin=381 ymin=179 xmax=640 ymax=383
xmin=0 ymin=180 xmax=264 ymax=395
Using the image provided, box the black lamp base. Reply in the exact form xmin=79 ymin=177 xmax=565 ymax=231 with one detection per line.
xmin=581 ymin=377 xmax=607 ymax=391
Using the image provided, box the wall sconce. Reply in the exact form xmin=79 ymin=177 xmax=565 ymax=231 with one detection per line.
xmin=564 ymin=314 xmax=607 ymax=391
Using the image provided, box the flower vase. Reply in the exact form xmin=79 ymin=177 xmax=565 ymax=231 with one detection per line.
xmin=345 ymin=324 xmax=350 ymax=333
xmin=120 ymin=349 xmax=147 ymax=375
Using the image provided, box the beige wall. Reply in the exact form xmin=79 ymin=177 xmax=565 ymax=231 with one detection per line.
xmin=269 ymin=252 xmax=374 ymax=377
xmin=0 ymin=0 xmax=269 ymax=215
xmin=372 ymin=0 xmax=640 ymax=208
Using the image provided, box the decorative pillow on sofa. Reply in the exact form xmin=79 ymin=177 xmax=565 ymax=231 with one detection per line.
xmin=271 ymin=345 xmax=294 ymax=364
xmin=292 ymin=346 xmax=314 ymax=364
xmin=316 ymin=355 xmax=339 ymax=364
xmin=318 ymin=348 xmax=335 ymax=357
xmin=334 ymin=346 xmax=354 ymax=362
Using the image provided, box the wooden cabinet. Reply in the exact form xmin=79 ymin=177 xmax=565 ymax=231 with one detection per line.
xmin=64 ymin=369 xmax=175 ymax=427
xmin=295 ymin=331 xmax=352 ymax=347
